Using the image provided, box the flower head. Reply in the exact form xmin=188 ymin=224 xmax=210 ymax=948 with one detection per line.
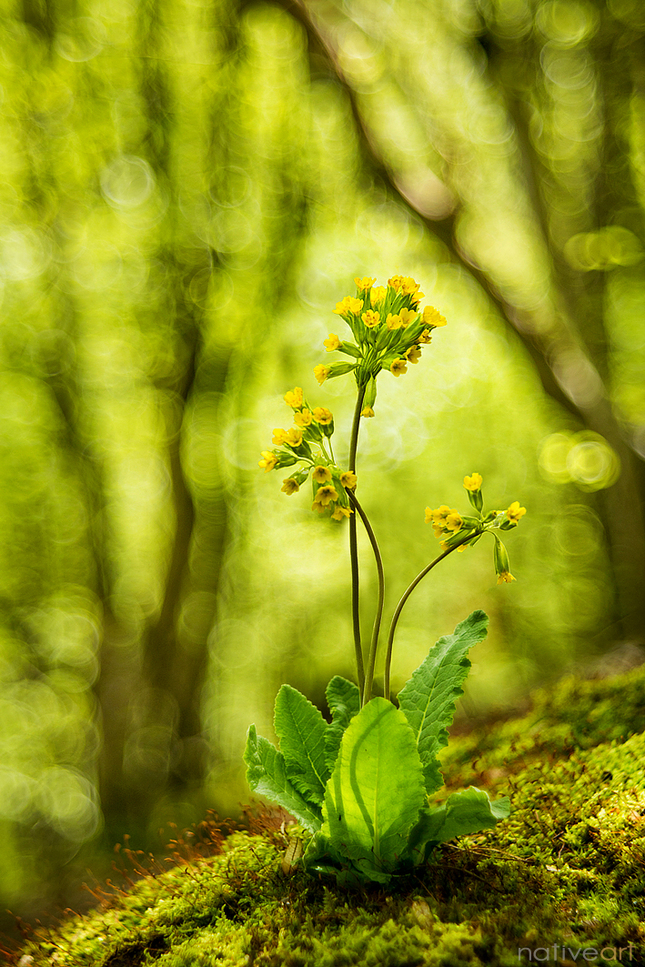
xmin=362 ymin=310 xmax=380 ymax=328
xmin=354 ymin=276 xmax=376 ymax=291
xmin=259 ymin=451 xmax=278 ymax=472
xmin=312 ymin=485 xmax=339 ymax=510
xmin=390 ymin=359 xmax=408 ymax=377
xmin=340 ymin=471 xmax=357 ymax=490
xmin=506 ymin=501 xmax=527 ymax=525
xmin=314 ymin=364 xmax=330 ymax=385
xmin=418 ymin=329 xmax=432 ymax=344
xmin=331 ymin=505 xmax=352 ymax=520
xmin=313 ymin=406 xmax=333 ymax=425
xmin=406 ymin=346 xmax=422 ymax=364
xmin=388 ymin=275 xmax=403 ymax=291
xmin=284 ymin=387 xmax=304 ymax=408
xmin=399 ymin=307 xmax=417 ymax=328
xmin=386 ymin=313 xmax=402 ymax=330
xmin=285 ymin=427 xmax=303 ymax=448
xmin=281 ymin=478 xmax=300 ymax=495
xmin=422 ymin=306 xmax=447 ymax=328
xmin=324 ymin=333 xmax=341 ymax=352
xmin=401 ymin=276 xmax=421 ymax=295
xmin=361 ymin=406 xmax=375 ymax=418
xmin=334 ymin=296 xmax=363 ymax=316
xmin=445 ymin=512 xmax=463 ymax=532
xmin=312 ymin=465 xmax=332 ymax=484
xmin=294 ymin=409 xmax=313 ymax=427
xmin=464 ymin=473 xmax=483 ymax=493
xmin=272 ymin=428 xmax=289 ymax=446
xmin=497 ymin=571 xmax=515 ymax=584
xmin=371 ymin=285 xmax=386 ymax=304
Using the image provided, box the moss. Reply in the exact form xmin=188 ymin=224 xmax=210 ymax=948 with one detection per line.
xmin=14 ymin=665 xmax=645 ymax=967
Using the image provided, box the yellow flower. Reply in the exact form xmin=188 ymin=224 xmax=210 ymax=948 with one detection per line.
xmin=284 ymin=387 xmax=304 ymax=408
xmin=259 ymin=451 xmax=278 ymax=472
xmin=333 ymin=296 xmax=363 ymax=316
xmin=506 ymin=501 xmax=527 ymax=524
xmin=418 ymin=329 xmax=433 ymax=344
xmin=285 ymin=427 xmax=303 ymax=448
xmin=331 ymin=505 xmax=352 ymax=520
xmin=410 ymin=291 xmax=424 ymax=308
xmin=313 ymin=485 xmax=338 ymax=508
xmin=497 ymin=571 xmax=515 ymax=584
xmin=390 ymin=359 xmax=408 ymax=377
xmin=362 ymin=310 xmax=380 ymax=328
xmin=281 ymin=478 xmax=300 ymax=495
xmin=313 ymin=406 xmax=333 ymax=425
xmin=371 ymin=285 xmax=386 ymax=304
xmin=386 ymin=313 xmax=402 ymax=330
xmin=314 ymin=364 xmax=330 ymax=385
xmin=399 ymin=307 xmax=417 ymax=328
xmin=406 ymin=346 xmax=422 ymax=364
xmin=312 ymin=465 xmax=332 ymax=484
xmin=340 ymin=471 xmax=357 ymax=490
xmin=428 ymin=505 xmax=451 ymax=525
xmin=445 ymin=512 xmax=463 ymax=532
xmin=324 ymin=333 xmax=341 ymax=352
xmin=354 ymin=276 xmax=376 ymax=291
xmin=388 ymin=275 xmax=403 ymax=291
xmin=294 ymin=409 xmax=313 ymax=427
xmin=361 ymin=406 xmax=375 ymax=418
xmin=272 ymin=428 xmax=289 ymax=446
xmin=422 ymin=306 xmax=447 ymax=328
xmin=401 ymin=276 xmax=420 ymax=295
xmin=464 ymin=473 xmax=483 ymax=492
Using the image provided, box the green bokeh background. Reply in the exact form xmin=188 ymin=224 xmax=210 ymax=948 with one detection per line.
xmin=1 ymin=0 xmax=644 ymax=938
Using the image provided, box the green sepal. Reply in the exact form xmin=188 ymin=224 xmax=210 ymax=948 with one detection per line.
xmin=338 ymin=341 xmax=361 ymax=358
xmin=467 ymin=488 xmax=484 ymax=513
xmin=398 ymin=611 xmax=489 ymax=795
xmin=244 ymin=726 xmax=322 ymax=832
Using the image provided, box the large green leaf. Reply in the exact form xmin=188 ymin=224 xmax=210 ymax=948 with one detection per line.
xmin=319 ymin=697 xmax=425 ymax=880
xmin=405 ymin=786 xmax=510 ymax=866
xmin=274 ymin=684 xmax=329 ymax=806
xmin=398 ymin=611 xmax=489 ymax=794
xmin=324 ymin=675 xmax=360 ymax=772
xmin=244 ymin=725 xmax=322 ymax=832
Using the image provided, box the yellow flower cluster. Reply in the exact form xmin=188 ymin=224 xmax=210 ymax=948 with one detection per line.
xmin=318 ymin=274 xmax=447 ymax=415
xmin=258 ymin=387 xmax=358 ymax=521
xmin=425 ymin=474 xmax=526 ymax=579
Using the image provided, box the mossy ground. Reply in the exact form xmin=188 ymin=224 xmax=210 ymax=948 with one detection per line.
xmin=10 ymin=666 xmax=645 ymax=967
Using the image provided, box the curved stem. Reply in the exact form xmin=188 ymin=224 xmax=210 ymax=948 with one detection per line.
xmin=383 ymin=538 xmax=470 ymax=702
xmin=348 ymin=386 xmax=366 ymax=702
xmin=348 ymin=492 xmax=385 ymax=706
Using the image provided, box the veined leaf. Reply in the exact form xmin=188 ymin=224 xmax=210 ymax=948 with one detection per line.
xmin=405 ymin=786 xmax=510 ymax=865
xmin=244 ymin=725 xmax=322 ymax=832
xmin=398 ymin=610 xmax=488 ymax=794
xmin=324 ymin=675 xmax=360 ymax=772
xmin=274 ymin=685 xmax=329 ymax=806
xmin=320 ymin=697 xmax=425 ymax=878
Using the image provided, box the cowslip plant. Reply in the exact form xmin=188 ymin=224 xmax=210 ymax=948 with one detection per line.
xmin=245 ymin=275 xmax=525 ymax=885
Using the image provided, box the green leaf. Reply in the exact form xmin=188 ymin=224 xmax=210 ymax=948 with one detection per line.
xmin=244 ymin=725 xmax=322 ymax=833
xmin=398 ymin=610 xmax=489 ymax=794
xmin=405 ymin=787 xmax=510 ymax=865
xmin=274 ymin=685 xmax=329 ymax=806
xmin=324 ymin=676 xmax=360 ymax=772
xmin=319 ymin=697 xmax=425 ymax=880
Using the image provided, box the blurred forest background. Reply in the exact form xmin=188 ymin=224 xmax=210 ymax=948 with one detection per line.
xmin=1 ymin=0 xmax=645 ymax=938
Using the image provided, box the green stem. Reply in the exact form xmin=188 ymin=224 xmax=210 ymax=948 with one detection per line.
xmin=348 ymin=492 xmax=385 ymax=706
xmin=383 ymin=538 xmax=470 ymax=702
xmin=348 ymin=386 xmax=366 ymax=703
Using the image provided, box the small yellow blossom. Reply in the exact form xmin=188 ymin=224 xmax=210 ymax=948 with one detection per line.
xmin=313 ymin=406 xmax=333 ymax=425
xmin=272 ymin=428 xmax=289 ymax=446
xmin=401 ymin=276 xmax=420 ymax=295
xmin=390 ymin=359 xmax=408 ymax=377
xmin=399 ymin=307 xmax=417 ymax=328
xmin=422 ymin=306 xmax=447 ymax=328
xmin=294 ymin=409 xmax=313 ymax=427
xmin=406 ymin=346 xmax=422 ymax=364
xmin=388 ymin=275 xmax=403 ymax=291
xmin=445 ymin=512 xmax=463 ymax=532
xmin=314 ymin=364 xmax=330 ymax=385
xmin=333 ymin=296 xmax=363 ymax=316
xmin=361 ymin=406 xmax=375 ymax=418
xmin=285 ymin=427 xmax=303 ymax=448
xmin=313 ymin=485 xmax=338 ymax=508
xmin=340 ymin=471 xmax=357 ymax=490
xmin=312 ymin=465 xmax=332 ymax=484
xmin=418 ymin=329 xmax=433 ymax=344
xmin=284 ymin=387 xmax=304 ymax=408
xmin=331 ymin=505 xmax=352 ymax=520
xmin=464 ymin=473 xmax=483 ymax=492
xmin=259 ymin=451 xmax=278 ymax=472
xmin=281 ymin=478 xmax=300 ymax=495
xmin=371 ymin=285 xmax=386 ymax=304
xmin=497 ymin=571 xmax=515 ymax=584
xmin=354 ymin=276 xmax=376 ymax=291
xmin=506 ymin=501 xmax=527 ymax=524
xmin=362 ymin=310 xmax=380 ymax=328
xmin=428 ymin=505 xmax=452 ymax=525
xmin=324 ymin=333 xmax=341 ymax=352
xmin=386 ymin=313 xmax=402 ymax=330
